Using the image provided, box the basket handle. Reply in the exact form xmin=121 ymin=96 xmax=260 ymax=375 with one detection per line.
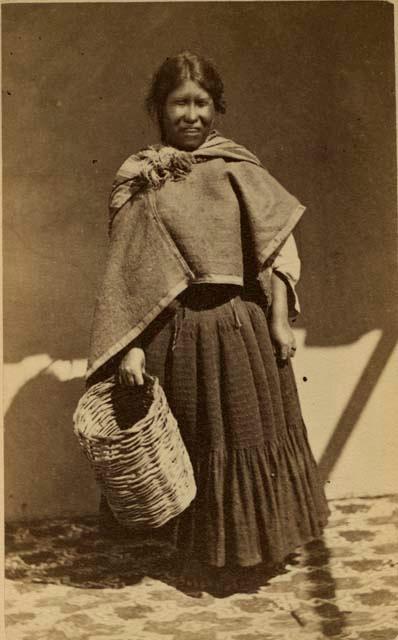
xmin=102 ymin=371 xmax=156 ymax=387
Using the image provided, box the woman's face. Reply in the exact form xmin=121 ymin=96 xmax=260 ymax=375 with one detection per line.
xmin=161 ymin=79 xmax=215 ymax=151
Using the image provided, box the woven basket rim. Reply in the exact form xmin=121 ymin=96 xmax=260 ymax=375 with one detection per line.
xmin=73 ymin=376 xmax=166 ymax=443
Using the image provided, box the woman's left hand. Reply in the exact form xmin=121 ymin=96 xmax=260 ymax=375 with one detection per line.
xmin=269 ymin=318 xmax=297 ymax=362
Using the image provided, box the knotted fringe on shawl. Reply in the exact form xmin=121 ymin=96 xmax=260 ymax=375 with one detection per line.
xmin=109 ymin=146 xmax=195 ymax=231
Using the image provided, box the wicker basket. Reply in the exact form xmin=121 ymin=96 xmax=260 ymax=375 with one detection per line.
xmin=73 ymin=375 xmax=197 ymax=528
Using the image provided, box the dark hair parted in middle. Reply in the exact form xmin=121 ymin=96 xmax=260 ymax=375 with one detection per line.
xmin=146 ymin=51 xmax=226 ymax=126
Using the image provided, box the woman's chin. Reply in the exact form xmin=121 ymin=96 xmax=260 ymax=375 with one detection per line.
xmin=181 ymin=142 xmax=201 ymax=151
xmin=175 ymin=141 xmax=201 ymax=152
xmin=170 ymin=133 xmax=206 ymax=151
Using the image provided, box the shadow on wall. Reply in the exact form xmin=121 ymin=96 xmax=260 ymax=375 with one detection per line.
xmin=318 ymin=327 xmax=397 ymax=483
xmin=4 ymin=369 xmax=99 ymax=521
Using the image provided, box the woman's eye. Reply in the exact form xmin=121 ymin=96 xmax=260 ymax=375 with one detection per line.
xmin=197 ymin=101 xmax=209 ymax=107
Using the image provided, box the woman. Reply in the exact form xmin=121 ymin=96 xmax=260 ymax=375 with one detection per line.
xmin=87 ymin=51 xmax=329 ymax=592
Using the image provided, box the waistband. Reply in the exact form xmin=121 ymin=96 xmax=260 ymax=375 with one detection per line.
xmin=174 ymin=283 xmax=243 ymax=311
xmin=169 ymin=285 xmax=244 ymax=351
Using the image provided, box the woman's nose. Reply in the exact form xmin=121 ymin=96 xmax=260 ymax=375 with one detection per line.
xmin=183 ymin=104 xmax=198 ymax=122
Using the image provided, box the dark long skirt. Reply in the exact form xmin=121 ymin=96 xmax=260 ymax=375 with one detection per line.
xmin=100 ymin=284 xmax=329 ymax=570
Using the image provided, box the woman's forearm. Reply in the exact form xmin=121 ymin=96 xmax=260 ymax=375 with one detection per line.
xmin=270 ymin=272 xmax=289 ymax=324
xmin=269 ymin=272 xmax=297 ymax=359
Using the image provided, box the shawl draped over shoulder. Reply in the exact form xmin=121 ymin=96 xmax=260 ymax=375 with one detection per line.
xmin=87 ymin=132 xmax=305 ymax=379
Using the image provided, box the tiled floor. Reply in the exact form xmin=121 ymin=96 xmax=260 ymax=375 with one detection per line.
xmin=4 ymin=496 xmax=398 ymax=640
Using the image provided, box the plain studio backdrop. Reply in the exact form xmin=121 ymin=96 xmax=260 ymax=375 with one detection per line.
xmin=2 ymin=1 xmax=397 ymax=521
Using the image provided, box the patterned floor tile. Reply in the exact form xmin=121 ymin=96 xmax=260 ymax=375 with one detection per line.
xmin=4 ymin=497 xmax=398 ymax=640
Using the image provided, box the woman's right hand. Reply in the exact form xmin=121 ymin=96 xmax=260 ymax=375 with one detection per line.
xmin=118 ymin=347 xmax=146 ymax=386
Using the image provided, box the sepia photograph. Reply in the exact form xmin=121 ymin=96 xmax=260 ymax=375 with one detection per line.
xmin=2 ymin=1 xmax=397 ymax=638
